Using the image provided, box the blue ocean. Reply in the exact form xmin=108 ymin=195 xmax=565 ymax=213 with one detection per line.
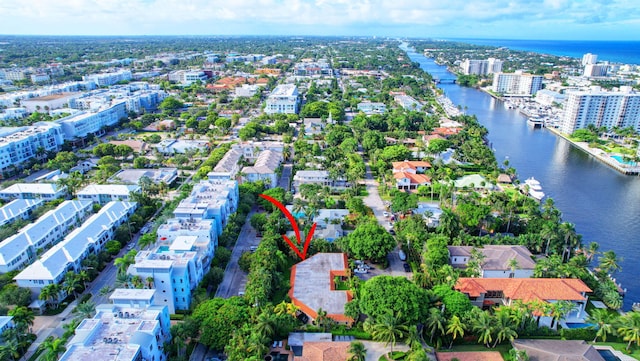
xmin=445 ymin=38 xmax=640 ymax=65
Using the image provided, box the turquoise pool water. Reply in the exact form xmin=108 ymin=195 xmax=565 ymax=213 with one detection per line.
xmin=157 ymin=245 xmax=170 ymax=253
xmin=598 ymin=349 xmax=621 ymax=361
xmin=611 ymin=155 xmax=636 ymax=165
xmin=564 ymin=322 xmax=594 ymax=329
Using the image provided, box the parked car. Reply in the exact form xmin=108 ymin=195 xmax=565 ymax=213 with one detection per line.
xmin=403 ymin=263 xmax=411 ymax=272
xmin=383 ymin=211 xmax=389 ymax=217
xmin=354 ymin=267 xmax=368 ymax=274
xmin=249 ymin=246 xmax=258 ymax=253
xmin=398 ymin=250 xmax=407 ymax=261
xmin=389 ymin=229 xmax=396 ymax=235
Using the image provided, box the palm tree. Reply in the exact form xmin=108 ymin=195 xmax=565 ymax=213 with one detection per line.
xmin=314 ymin=308 xmax=333 ymax=332
xmin=0 ymin=338 xmax=21 ymax=361
xmin=446 ymin=315 xmax=466 ymax=348
xmin=584 ymin=241 xmax=600 ymax=262
xmin=78 ymin=270 xmax=90 ymax=290
xmin=274 ymin=301 xmax=299 ymax=317
xmin=616 ymin=311 xmax=640 ymax=351
xmin=348 ymin=340 xmax=367 ymax=361
xmin=115 ymin=273 xmax=130 ymax=288
xmin=492 ymin=311 xmax=518 ymax=347
xmin=586 ymin=308 xmax=616 ymax=342
xmin=366 ymin=311 xmax=409 ymax=356
xmin=8 ymin=306 xmax=35 ymax=335
xmin=42 ymin=336 xmax=66 ymax=361
xmin=39 ymin=283 xmax=62 ymax=309
xmin=254 ymin=313 xmax=276 ymax=340
xmin=549 ymin=301 xmax=575 ymax=329
xmin=146 ymin=277 xmax=154 ymax=289
xmin=471 ymin=309 xmax=494 ymax=348
xmin=599 ymin=250 xmax=622 ymax=274
xmin=63 ymin=272 xmax=83 ymax=300
xmin=425 ymin=307 xmax=446 ymax=347
xmin=74 ymin=301 xmax=96 ymax=320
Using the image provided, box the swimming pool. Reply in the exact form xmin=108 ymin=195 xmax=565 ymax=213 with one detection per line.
xmin=157 ymin=245 xmax=170 ymax=253
xmin=611 ymin=155 xmax=636 ymax=165
xmin=564 ymin=322 xmax=594 ymax=329
xmin=598 ymin=349 xmax=621 ymax=361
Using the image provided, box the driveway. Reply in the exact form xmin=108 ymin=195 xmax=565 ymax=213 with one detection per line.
xmin=361 ymin=162 xmax=408 ymax=276
xmin=214 ymin=210 xmax=258 ymax=298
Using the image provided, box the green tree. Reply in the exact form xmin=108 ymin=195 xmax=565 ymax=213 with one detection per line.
xmin=191 ymin=297 xmax=250 ymax=350
xmin=364 ymin=311 xmax=409 ymax=356
xmin=159 ymin=96 xmax=184 ymax=115
xmin=616 ymin=311 xmax=640 ymax=351
xmin=425 ymin=307 xmax=446 ymax=348
xmin=340 ymin=220 xmax=396 ymax=263
xmin=492 ymin=311 xmax=518 ymax=347
xmin=359 ymin=276 xmax=429 ymax=325
xmin=586 ymin=308 xmax=616 ymax=342
xmin=73 ymin=301 xmax=96 ymax=320
xmin=471 ymin=309 xmax=495 ymax=348
xmin=46 ymin=151 xmax=78 ymax=172
xmin=446 ymin=315 xmax=466 ymax=348
xmin=42 ymin=336 xmax=66 ymax=361
xmin=348 ymin=341 xmax=367 ymax=361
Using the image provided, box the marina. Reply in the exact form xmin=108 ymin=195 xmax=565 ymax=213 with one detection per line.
xmin=404 ymin=45 xmax=640 ymax=309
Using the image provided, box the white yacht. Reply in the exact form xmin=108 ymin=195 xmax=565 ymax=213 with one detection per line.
xmin=524 ymin=177 xmax=545 ymax=201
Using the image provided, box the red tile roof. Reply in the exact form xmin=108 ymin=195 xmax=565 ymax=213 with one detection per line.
xmin=393 ymin=172 xmax=431 ymax=184
xmin=455 ymin=278 xmax=591 ymax=302
xmin=294 ymin=342 xmax=350 ymax=361
xmin=392 ymin=161 xmax=432 ymax=171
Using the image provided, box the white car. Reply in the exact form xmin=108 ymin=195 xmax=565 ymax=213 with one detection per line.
xmin=353 ymin=267 xmax=368 ymax=274
xmin=383 ymin=211 xmax=389 ymax=217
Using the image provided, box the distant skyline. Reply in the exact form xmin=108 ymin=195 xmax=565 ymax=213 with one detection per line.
xmin=0 ymin=0 xmax=638 ymax=40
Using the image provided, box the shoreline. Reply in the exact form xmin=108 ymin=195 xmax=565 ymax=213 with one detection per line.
xmin=477 ymin=87 xmax=640 ymax=176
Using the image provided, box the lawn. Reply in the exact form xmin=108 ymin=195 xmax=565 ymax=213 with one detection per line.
xmin=439 ymin=343 xmax=513 ymax=359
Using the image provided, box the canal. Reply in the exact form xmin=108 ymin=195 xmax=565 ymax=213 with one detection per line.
xmin=402 ymin=45 xmax=640 ymax=309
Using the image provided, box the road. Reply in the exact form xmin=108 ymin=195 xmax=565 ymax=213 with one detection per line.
xmin=361 ymin=162 xmax=408 ymax=277
xmin=214 ymin=211 xmax=258 ymax=298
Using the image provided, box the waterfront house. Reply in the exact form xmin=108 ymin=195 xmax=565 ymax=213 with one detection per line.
xmin=455 ymin=278 xmax=591 ymax=327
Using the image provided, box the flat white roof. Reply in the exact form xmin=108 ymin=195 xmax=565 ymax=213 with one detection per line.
xmin=110 ymin=288 xmax=156 ymax=302
xmin=77 ymin=184 xmax=140 ymax=197
xmin=169 ymin=235 xmax=198 ymax=251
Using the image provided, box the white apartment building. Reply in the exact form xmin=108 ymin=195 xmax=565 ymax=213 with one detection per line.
xmin=0 ymin=198 xmax=44 ymax=227
xmin=582 ymin=53 xmax=598 ymax=66
xmin=0 ymin=69 xmax=27 ymax=81
xmin=0 ymin=183 xmax=67 ymax=201
xmin=0 ymin=122 xmax=65 ymax=174
xmin=128 ymin=243 xmax=202 ymax=314
xmin=241 ymin=150 xmax=283 ymax=188
xmin=82 ymin=70 xmax=133 ymax=87
xmin=293 ymin=170 xmax=332 ymax=191
xmin=560 ymin=86 xmax=640 ymax=134
xmin=230 ymin=141 xmax=285 ymax=162
xmin=173 ymin=179 xmax=239 ymax=236
xmin=77 ymin=184 xmax=141 ymax=205
xmin=492 ymin=71 xmax=543 ymax=96
xmin=60 ymin=301 xmax=170 ymax=361
xmin=167 ymin=70 xmax=207 ymax=85
xmin=0 ymin=107 xmax=27 ymax=121
xmin=0 ymin=200 xmax=93 ymax=273
xmin=583 ymin=64 xmax=608 ymax=77
xmin=461 ymin=58 xmax=503 ymax=75
xmin=534 ymin=89 xmax=566 ymax=107
xmin=30 ymin=73 xmax=50 ymax=84
xmin=56 ymin=101 xmax=127 ymax=139
xmin=265 ymin=84 xmax=299 ymax=114
xmin=14 ymin=201 xmax=137 ymax=298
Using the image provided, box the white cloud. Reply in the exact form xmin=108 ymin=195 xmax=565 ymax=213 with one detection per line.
xmin=0 ymin=0 xmax=637 ymax=38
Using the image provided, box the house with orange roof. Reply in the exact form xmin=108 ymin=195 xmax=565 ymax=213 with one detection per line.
xmin=289 ymin=253 xmax=353 ymax=325
xmin=432 ymin=127 xmax=462 ymax=137
xmin=455 ymin=278 xmax=591 ymax=325
xmin=391 ymin=160 xmax=432 ymax=190
xmin=255 ymin=68 xmax=281 ymax=76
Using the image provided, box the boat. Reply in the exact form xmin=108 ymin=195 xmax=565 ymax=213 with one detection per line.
xmin=503 ymin=101 xmax=515 ymax=109
xmin=524 ymin=177 xmax=545 ymax=201
xmin=528 ymin=117 xmax=544 ymax=128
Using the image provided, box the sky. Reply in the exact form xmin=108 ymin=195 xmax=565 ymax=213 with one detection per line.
xmin=0 ymin=0 xmax=638 ymax=40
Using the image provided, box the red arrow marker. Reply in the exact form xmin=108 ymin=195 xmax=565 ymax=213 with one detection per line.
xmin=259 ymin=193 xmax=316 ymax=260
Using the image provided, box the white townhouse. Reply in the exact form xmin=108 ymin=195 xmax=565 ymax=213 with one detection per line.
xmin=0 ymin=200 xmax=93 ymax=273
xmin=209 ymin=148 xmax=242 ymax=180
xmin=0 ymin=198 xmax=44 ymax=227
xmin=14 ymin=201 xmax=137 ymax=298
xmin=241 ymin=150 xmax=283 ymax=188
xmin=265 ymin=84 xmax=299 ymax=114
xmin=60 ymin=300 xmax=170 ymax=361
xmin=77 ymin=184 xmax=141 ymax=205
xmin=293 ymin=170 xmax=332 ymax=191
xmin=0 ymin=183 xmax=67 ymax=201
xmin=82 ymin=70 xmax=133 ymax=87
